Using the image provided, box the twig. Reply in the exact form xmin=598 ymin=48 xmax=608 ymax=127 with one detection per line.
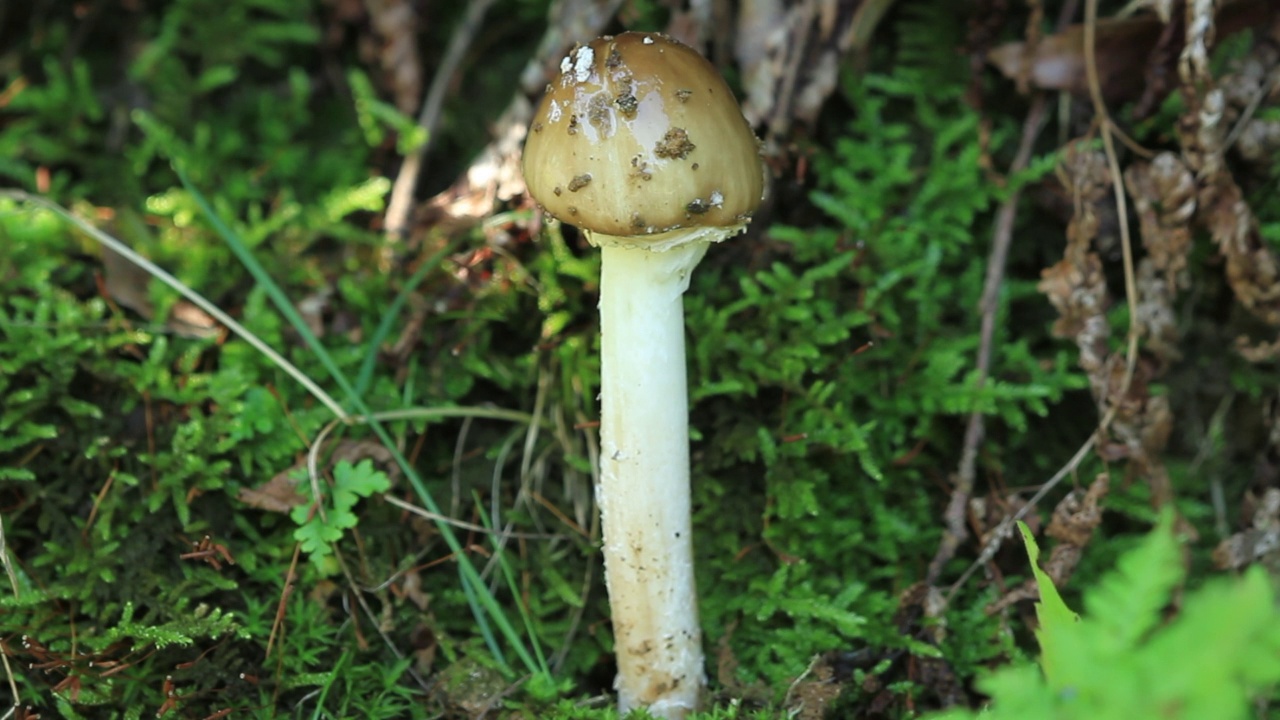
xmin=1084 ymin=0 xmax=1141 ymax=393
xmin=926 ymin=93 xmax=1049 ymax=586
xmin=927 ymin=0 xmax=1086 ymax=587
xmin=942 ymin=0 xmax=1144 ymax=600
xmin=945 ymin=434 xmax=1097 ymax=603
xmin=384 ymin=0 xmax=499 ymax=241
xmin=265 ymin=542 xmax=302 ymax=662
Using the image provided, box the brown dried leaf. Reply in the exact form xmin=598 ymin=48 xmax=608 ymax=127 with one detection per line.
xmin=1236 ymin=118 xmax=1280 ymax=164
xmin=238 ymin=439 xmax=398 ymax=513
xmin=989 ymin=474 xmax=1109 ymax=614
xmin=896 ymin=582 xmax=947 ymax=640
xmin=1124 ymin=152 xmax=1195 ymax=286
xmin=1178 ymin=37 xmax=1280 ymax=327
xmin=330 ymin=439 xmax=399 ymax=483
xmin=1038 ymin=255 xmax=1110 ymax=378
xmin=1205 ymin=177 xmax=1280 ymax=324
xmin=1056 ymin=144 xmax=1113 ymax=263
xmin=1040 ymin=139 xmax=1180 ymax=515
xmin=786 ymin=656 xmax=842 ymax=720
xmin=101 ymin=245 xmax=219 ymax=339
xmin=409 ymin=621 xmax=438 ymax=675
xmin=237 ymin=469 xmax=308 ymax=514
xmin=989 ymin=16 xmax=1167 ymax=103
xmin=1045 ymin=473 xmax=1109 ymax=547
xmin=400 ymin=568 xmax=432 ymax=612
xmin=1216 ymin=42 xmax=1280 ymax=113
xmin=100 ymin=244 xmax=153 ymax=318
xmin=1134 ymin=258 xmax=1181 ymax=364
xmin=1236 ymin=336 xmax=1280 ymax=362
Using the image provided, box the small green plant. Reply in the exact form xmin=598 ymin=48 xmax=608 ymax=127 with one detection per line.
xmin=292 ymin=459 xmax=392 ymax=572
xmin=929 ymin=516 xmax=1280 ymax=720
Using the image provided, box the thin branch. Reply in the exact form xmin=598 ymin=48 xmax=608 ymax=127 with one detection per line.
xmin=945 ymin=433 xmax=1097 ymax=603
xmin=384 ymin=0 xmax=499 ymax=240
xmin=1084 ymin=0 xmax=1141 ymax=393
xmin=926 ymin=94 xmax=1049 ymax=586
xmin=934 ymin=0 xmax=1147 ymax=597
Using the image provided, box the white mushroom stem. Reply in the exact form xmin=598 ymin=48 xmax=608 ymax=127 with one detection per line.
xmin=595 ymin=235 xmax=710 ymax=719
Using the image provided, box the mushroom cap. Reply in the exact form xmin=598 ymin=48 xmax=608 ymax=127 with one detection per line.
xmin=522 ymin=32 xmax=764 ymax=243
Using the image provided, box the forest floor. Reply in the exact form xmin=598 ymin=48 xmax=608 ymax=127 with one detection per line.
xmin=3 ymin=1 xmax=1280 ymax=718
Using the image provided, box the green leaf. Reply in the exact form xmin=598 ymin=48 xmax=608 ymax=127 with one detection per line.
xmin=934 ymin=518 xmax=1280 ymax=720
xmin=1083 ymin=512 xmax=1182 ymax=658
xmin=1017 ymin=521 xmax=1079 ymax=688
xmin=294 ymin=511 xmax=343 ymax=557
xmin=290 ymin=460 xmax=391 ymax=568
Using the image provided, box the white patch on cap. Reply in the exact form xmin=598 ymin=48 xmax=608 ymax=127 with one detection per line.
xmin=560 ymin=55 xmax=573 ymax=74
xmin=548 ymin=100 xmax=561 ymax=123
xmin=572 ymin=46 xmax=594 ymax=83
xmin=710 ymin=190 xmax=724 ymax=207
xmin=643 ymin=36 xmax=654 ymax=44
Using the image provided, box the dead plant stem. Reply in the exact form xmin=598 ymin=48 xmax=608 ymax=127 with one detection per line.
xmin=1084 ymin=0 xmax=1141 ymax=394
xmin=926 ymin=92 xmax=1048 ymax=586
xmin=384 ymin=0 xmax=498 ymax=241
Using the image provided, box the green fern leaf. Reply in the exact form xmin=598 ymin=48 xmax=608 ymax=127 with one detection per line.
xmin=1017 ymin=521 xmax=1079 ymax=687
xmin=932 ymin=518 xmax=1280 ymax=720
xmin=1139 ymin=567 xmax=1280 ymax=718
xmin=1083 ymin=512 xmax=1182 ymax=658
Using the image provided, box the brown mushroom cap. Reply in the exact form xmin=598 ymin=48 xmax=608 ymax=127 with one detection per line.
xmin=522 ymin=32 xmax=764 ymax=242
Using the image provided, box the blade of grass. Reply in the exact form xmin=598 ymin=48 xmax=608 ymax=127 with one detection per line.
xmin=311 ymin=647 xmax=350 ymax=720
xmin=0 ymin=190 xmax=347 ymax=420
xmin=354 ymin=242 xmax=459 ymax=398
xmin=461 ymin=566 xmax=505 ymax=668
xmin=162 ymin=159 xmax=547 ymax=678
xmin=474 ymin=489 xmax=551 ymax=674
xmin=3 ymin=190 xmax=549 ymax=676
xmin=10 ymin=118 xmax=550 ymax=680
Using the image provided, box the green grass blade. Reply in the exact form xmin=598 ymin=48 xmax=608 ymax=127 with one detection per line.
xmin=475 ymin=489 xmax=551 ymax=674
xmin=311 ymin=647 xmax=350 ymax=720
xmin=354 ymin=242 xmax=459 ymax=398
xmin=164 ymin=161 xmax=548 ymax=678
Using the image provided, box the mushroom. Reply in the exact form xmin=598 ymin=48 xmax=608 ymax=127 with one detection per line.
xmin=522 ymin=32 xmax=764 ymax=719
